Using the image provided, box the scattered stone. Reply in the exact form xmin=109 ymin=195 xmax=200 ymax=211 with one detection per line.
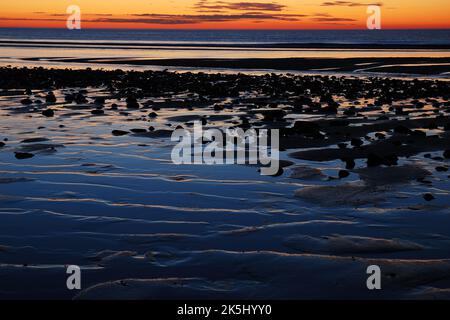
xmin=91 ymin=109 xmax=105 ymax=115
xmin=20 ymin=98 xmax=33 ymax=105
xmin=14 ymin=152 xmax=34 ymax=160
xmin=130 ymin=128 xmax=147 ymax=133
xmin=351 ymin=138 xmax=363 ymax=147
xmin=45 ymin=92 xmax=56 ymax=103
xmin=112 ymin=130 xmax=129 ymax=136
xmin=338 ymin=170 xmax=350 ymax=179
xmin=423 ymin=193 xmax=435 ymax=201
xmin=42 ymin=109 xmax=54 ymax=117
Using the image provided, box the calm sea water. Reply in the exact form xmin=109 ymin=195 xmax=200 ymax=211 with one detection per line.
xmin=0 ymin=28 xmax=449 ymax=45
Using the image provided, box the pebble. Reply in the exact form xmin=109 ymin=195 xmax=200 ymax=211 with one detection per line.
xmin=14 ymin=152 xmax=34 ymax=160
xmin=42 ymin=109 xmax=54 ymax=117
xmin=112 ymin=130 xmax=129 ymax=136
xmin=338 ymin=170 xmax=350 ymax=179
xmin=423 ymin=193 xmax=435 ymax=201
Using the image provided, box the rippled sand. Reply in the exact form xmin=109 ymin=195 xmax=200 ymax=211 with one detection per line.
xmin=1 ymin=69 xmax=450 ymax=299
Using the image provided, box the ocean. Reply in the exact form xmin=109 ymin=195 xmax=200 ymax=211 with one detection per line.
xmin=1 ymin=28 xmax=450 ymax=45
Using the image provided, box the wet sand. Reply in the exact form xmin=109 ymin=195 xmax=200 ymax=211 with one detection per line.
xmin=1 ymin=67 xmax=450 ymax=299
xmin=20 ymin=56 xmax=450 ymax=75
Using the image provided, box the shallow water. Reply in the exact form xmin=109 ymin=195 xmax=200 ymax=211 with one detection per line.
xmin=0 ymin=84 xmax=450 ymax=299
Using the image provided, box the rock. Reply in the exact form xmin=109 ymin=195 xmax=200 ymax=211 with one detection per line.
xmin=42 ymin=109 xmax=54 ymax=117
xmin=367 ymin=153 xmax=383 ymax=167
xmin=293 ymin=121 xmax=320 ymax=135
xmin=213 ymin=104 xmax=224 ymax=111
xmin=21 ymin=137 xmax=49 ymax=143
xmin=75 ymin=93 xmax=87 ymax=104
xmin=435 ymin=166 xmax=448 ymax=172
xmin=423 ymin=193 xmax=435 ymax=201
xmin=45 ymin=92 xmax=56 ymax=103
xmin=338 ymin=170 xmax=350 ymax=179
xmin=148 ymin=112 xmax=158 ymax=118
xmin=394 ymin=125 xmax=412 ymax=135
xmin=14 ymin=152 xmax=34 ymax=160
xmin=112 ymin=130 xmax=129 ymax=136
xmin=0 ymin=142 xmax=5 ymax=148
xmin=444 ymin=150 xmax=450 ymax=159
xmin=351 ymin=138 xmax=363 ymax=147
xmin=91 ymin=109 xmax=105 ymax=115
xmin=94 ymin=97 xmax=105 ymax=104
xmin=20 ymin=98 xmax=33 ymax=105
xmin=91 ymin=109 xmax=104 ymax=115
xmin=344 ymin=158 xmax=355 ymax=170
xmin=130 ymin=128 xmax=147 ymax=133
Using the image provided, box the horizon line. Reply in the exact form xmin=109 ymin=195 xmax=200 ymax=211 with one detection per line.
xmin=1 ymin=27 xmax=450 ymax=31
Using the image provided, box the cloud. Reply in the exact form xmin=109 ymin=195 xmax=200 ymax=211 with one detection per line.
xmin=3 ymin=8 xmax=356 ymax=26
xmin=312 ymin=17 xmax=357 ymax=22
xmin=108 ymin=12 xmax=306 ymax=24
xmin=321 ymin=1 xmax=383 ymax=7
xmin=193 ymin=1 xmax=286 ymax=12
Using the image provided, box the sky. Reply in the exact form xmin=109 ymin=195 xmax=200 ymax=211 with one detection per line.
xmin=0 ymin=0 xmax=449 ymax=29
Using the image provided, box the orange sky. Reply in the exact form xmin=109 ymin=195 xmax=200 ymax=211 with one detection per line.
xmin=0 ymin=0 xmax=449 ymax=29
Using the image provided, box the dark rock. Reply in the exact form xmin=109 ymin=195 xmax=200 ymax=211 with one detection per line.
xmin=338 ymin=170 xmax=350 ymax=179
xmin=394 ymin=125 xmax=412 ymax=135
xmin=435 ymin=166 xmax=448 ymax=172
xmin=94 ymin=97 xmax=105 ymax=104
xmin=14 ymin=152 xmax=34 ymax=160
xmin=423 ymin=193 xmax=435 ymax=201
xmin=344 ymin=158 xmax=355 ymax=170
xmin=112 ymin=130 xmax=129 ymax=136
xmin=130 ymin=128 xmax=147 ymax=133
xmin=351 ymin=138 xmax=363 ymax=147
xmin=293 ymin=121 xmax=320 ymax=135
xmin=91 ymin=109 xmax=104 ymax=115
xmin=45 ymin=92 xmax=56 ymax=103
xmin=20 ymin=98 xmax=33 ymax=105
xmin=42 ymin=109 xmax=54 ymax=117
xmin=367 ymin=153 xmax=383 ymax=167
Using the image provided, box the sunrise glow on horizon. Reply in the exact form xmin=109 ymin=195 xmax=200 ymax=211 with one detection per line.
xmin=1 ymin=0 xmax=449 ymax=29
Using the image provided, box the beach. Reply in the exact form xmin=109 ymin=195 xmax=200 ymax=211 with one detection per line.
xmin=0 ymin=66 xmax=450 ymax=299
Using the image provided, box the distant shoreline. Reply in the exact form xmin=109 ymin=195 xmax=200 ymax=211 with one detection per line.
xmin=18 ymin=56 xmax=450 ymax=76
xmin=2 ymin=39 xmax=450 ymax=50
